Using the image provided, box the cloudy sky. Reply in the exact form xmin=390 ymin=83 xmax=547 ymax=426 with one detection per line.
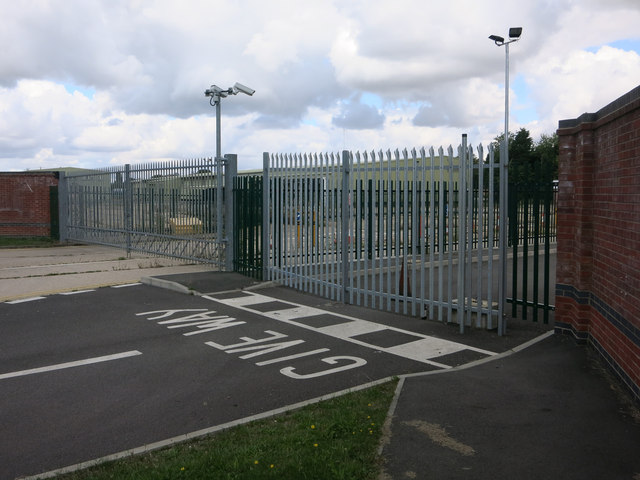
xmin=1 ymin=0 xmax=639 ymax=172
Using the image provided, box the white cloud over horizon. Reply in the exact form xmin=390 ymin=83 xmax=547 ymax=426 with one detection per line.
xmin=0 ymin=0 xmax=639 ymax=172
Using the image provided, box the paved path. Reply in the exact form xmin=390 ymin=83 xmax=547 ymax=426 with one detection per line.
xmin=0 ymin=245 xmax=214 ymax=302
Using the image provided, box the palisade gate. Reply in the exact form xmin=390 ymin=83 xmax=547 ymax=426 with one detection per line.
xmin=263 ymin=135 xmax=509 ymax=335
xmin=58 ymin=136 xmax=551 ymax=336
xmin=59 ymin=155 xmax=237 ymax=270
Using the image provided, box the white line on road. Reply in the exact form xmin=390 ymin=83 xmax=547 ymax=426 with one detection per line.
xmin=5 ymin=297 xmax=46 ymax=304
xmin=112 ymin=283 xmax=142 ymax=288
xmin=0 ymin=350 xmax=143 ymax=381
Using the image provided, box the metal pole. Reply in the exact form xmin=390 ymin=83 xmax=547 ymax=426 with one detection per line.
xmin=341 ymin=150 xmax=351 ymax=303
xmin=215 ymin=97 xmax=223 ymax=267
xmin=58 ymin=171 xmax=68 ymax=242
xmin=457 ymin=134 xmax=468 ymax=334
xmin=498 ymin=42 xmax=510 ymax=336
xmin=124 ymin=164 xmax=133 ymax=257
xmin=224 ymin=154 xmax=237 ymax=272
xmin=216 ymin=97 xmax=222 ymax=160
xmin=262 ymin=152 xmax=270 ymax=281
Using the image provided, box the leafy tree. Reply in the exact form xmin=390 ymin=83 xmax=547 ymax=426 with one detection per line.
xmin=533 ymin=133 xmax=559 ymax=181
xmin=489 ymin=128 xmax=558 ymax=185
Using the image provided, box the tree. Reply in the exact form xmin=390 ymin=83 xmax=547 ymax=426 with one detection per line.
xmin=533 ymin=133 xmax=559 ymax=181
xmin=489 ymin=128 xmax=558 ymax=185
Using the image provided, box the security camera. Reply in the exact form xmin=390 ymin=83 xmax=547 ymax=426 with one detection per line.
xmin=233 ymin=82 xmax=255 ymax=96
xmin=205 ymin=85 xmax=230 ymax=97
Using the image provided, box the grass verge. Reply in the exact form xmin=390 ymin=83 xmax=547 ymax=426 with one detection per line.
xmin=53 ymin=379 xmax=398 ymax=480
xmin=0 ymin=236 xmax=57 ymax=248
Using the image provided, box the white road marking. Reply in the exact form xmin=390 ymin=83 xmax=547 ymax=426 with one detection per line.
xmin=59 ymin=290 xmax=96 ymax=295
xmin=112 ymin=283 xmax=142 ymax=288
xmin=0 ymin=350 xmax=143 ymax=381
xmin=317 ymin=320 xmax=387 ymax=338
xmin=5 ymin=297 xmax=46 ymax=304
xmin=205 ymin=292 xmax=496 ymax=368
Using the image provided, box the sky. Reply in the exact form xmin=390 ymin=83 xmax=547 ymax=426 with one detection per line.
xmin=1 ymin=0 xmax=639 ymax=172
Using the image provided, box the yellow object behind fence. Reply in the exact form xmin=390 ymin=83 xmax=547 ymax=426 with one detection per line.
xmin=169 ymin=217 xmax=203 ymax=235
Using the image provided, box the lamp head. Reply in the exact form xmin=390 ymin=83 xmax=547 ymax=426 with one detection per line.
xmin=509 ymin=27 xmax=522 ymax=39
xmin=489 ymin=34 xmax=504 ymax=45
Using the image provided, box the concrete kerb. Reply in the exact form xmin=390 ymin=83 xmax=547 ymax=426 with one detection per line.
xmin=140 ymin=276 xmax=193 ymax=295
xmin=139 ymin=276 xmax=280 ymax=297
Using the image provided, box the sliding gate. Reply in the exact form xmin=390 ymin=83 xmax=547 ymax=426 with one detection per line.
xmin=60 ymin=156 xmax=237 ymax=268
xmin=263 ymin=135 xmax=510 ymax=334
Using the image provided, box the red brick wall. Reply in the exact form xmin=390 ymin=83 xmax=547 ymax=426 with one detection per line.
xmin=556 ymin=85 xmax=640 ymax=401
xmin=0 ymin=172 xmax=59 ymax=237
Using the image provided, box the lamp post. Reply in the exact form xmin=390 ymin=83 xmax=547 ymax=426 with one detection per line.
xmin=489 ymin=27 xmax=521 ymax=336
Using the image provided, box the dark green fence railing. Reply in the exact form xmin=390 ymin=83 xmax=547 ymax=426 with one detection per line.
xmin=233 ymin=175 xmax=263 ymax=280
xmin=507 ymin=180 xmax=557 ymax=323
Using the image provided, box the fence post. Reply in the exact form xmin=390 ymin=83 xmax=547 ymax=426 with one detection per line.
xmin=262 ymin=152 xmax=270 ymax=281
xmin=57 ymin=171 xmax=69 ymax=242
xmin=124 ymin=164 xmax=132 ymax=256
xmin=457 ymin=135 xmax=467 ymax=334
xmin=498 ymin=136 xmax=509 ymax=336
xmin=341 ymin=150 xmax=351 ymax=303
xmin=224 ymin=154 xmax=237 ymax=272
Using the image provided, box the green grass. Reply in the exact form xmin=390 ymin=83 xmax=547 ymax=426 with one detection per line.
xmin=53 ymin=380 xmax=398 ymax=480
xmin=0 ymin=236 xmax=57 ymax=247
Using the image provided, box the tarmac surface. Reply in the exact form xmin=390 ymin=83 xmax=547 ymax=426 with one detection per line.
xmin=1 ymin=244 xmax=639 ymax=479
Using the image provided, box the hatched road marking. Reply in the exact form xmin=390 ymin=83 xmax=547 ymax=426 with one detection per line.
xmin=205 ymin=291 xmax=496 ymax=369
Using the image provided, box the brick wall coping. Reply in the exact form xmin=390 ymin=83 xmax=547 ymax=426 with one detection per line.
xmin=0 ymin=171 xmax=60 ymax=177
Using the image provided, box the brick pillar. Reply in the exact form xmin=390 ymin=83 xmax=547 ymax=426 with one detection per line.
xmin=556 ymin=121 xmax=596 ymax=339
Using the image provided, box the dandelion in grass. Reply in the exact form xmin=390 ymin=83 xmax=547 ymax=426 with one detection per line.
xmin=254 ymin=460 xmax=259 ymax=465
xmin=310 ymin=424 xmax=315 ymax=429
xmin=270 ymin=464 xmax=275 ymax=469
xmin=314 ymin=443 xmax=318 ymax=448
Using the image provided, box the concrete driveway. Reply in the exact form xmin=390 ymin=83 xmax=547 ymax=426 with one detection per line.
xmin=0 ymin=244 xmax=215 ymax=302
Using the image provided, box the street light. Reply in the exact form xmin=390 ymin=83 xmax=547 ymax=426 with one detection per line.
xmin=205 ymin=82 xmax=255 ymax=161
xmin=488 ymin=26 xmax=522 ymax=336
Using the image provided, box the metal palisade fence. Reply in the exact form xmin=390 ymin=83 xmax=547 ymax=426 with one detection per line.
xmin=56 ymin=138 xmax=555 ymax=334
xmin=263 ymin=135 xmax=509 ymax=334
xmin=59 ymin=155 xmax=237 ymax=269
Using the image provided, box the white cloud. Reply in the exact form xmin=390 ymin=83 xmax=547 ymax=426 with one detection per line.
xmin=0 ymin=0 xmax=639 ymax=172
xmin=332 ymin=95 xmax=385 ymax=130
xmin=522 ymin=46 xmax=640 ymax=137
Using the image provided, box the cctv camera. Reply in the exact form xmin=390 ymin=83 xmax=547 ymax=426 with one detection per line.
xmin=205 ymin=85 xmax=226 ymax=97
xmin=233 ymin=82 xmax=255 ymax=96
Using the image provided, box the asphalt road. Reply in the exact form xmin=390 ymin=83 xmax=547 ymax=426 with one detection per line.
xmin=0 ymin=281 xmax=507 ymax=480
